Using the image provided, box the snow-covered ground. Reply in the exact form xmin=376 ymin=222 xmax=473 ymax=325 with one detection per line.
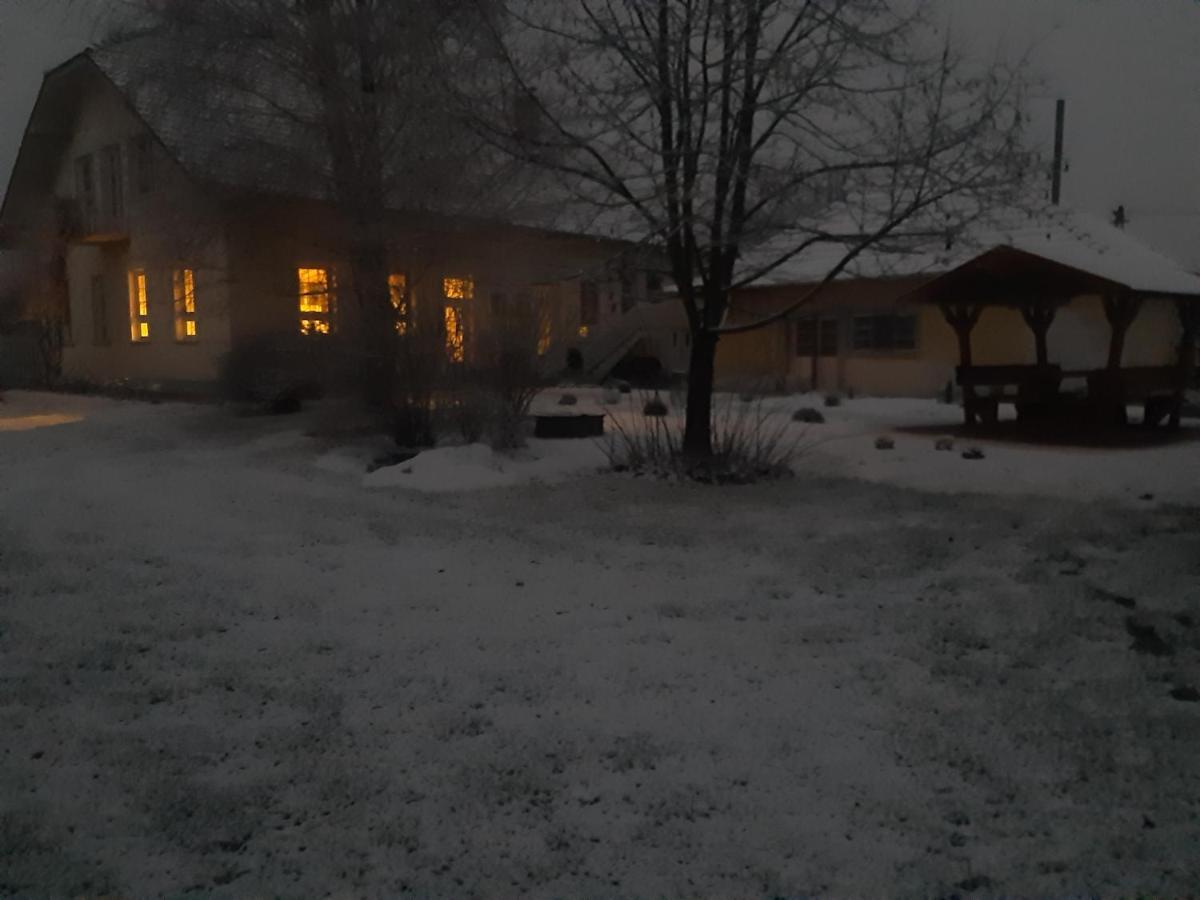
xmin=1 ymin=390 xmax=1198 ymax=897
xmin=317 ymin=387 xmax=1200 ymax=506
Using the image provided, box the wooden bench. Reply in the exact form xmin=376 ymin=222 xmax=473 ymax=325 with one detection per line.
xmin=956 ymin=365 xmax=1063 ymax=425
xmin=1086 ymin=366 xmax=1183 ymax=427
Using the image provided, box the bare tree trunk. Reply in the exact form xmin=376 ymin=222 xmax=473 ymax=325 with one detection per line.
xmin=347 ymin=236 xmax=393 ymax=410
xmin=683 ymin=329 xmax=718 ymax=458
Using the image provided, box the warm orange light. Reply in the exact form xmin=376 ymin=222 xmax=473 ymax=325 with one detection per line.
xmin=389 ymin=273 xmax=408 ymax=334
xmin=443 ymin=276 xmax=474 ymax=301
xmin=298 ymin=268 xmax=333 ymax=334
xmin=129 ymin=270 xmax=150 ymax=341
xmin=537 ymin=316 xmax=552 ymax=357
xmin=174 ymin=269 xmax=198 ymax=340
xmin=578 ymin=325 xmax=590 ymax=338
xmin=299 ymin=268 xmax=330 ymax=313
xmin=444 ymin=305 xmax=464 ymax=362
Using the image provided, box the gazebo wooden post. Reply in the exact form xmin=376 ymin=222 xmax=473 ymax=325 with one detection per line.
xmin=1018 ymin=297 xmax=1059 ymax=366
xmin=1170 ymin=299 xmax=1199 ymax=429
xmin=1102 ymin=290 xmax=1143 ymax=370
xmin=939 ymin=301 xmax=983 ymax=424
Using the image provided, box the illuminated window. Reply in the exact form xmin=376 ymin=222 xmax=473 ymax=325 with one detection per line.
xmin=389 ymin=273 xmax=409 ymax=334
xmin=444 ymin=305 xmax=464 ymax=363
xmin=443 ymin=276 xmax=474 ymax=301
xmin=442 ymin=275 xmax=472 ymax=362
xmin=577 ymin=325 xmax=590 ymax=338
xmin=298 ymin=267 xmax=335 ymax=335
xmin=173 ymin=269 xmax=198 ymax=340
xmin=128 ymin=270 xmax=150 ymax=341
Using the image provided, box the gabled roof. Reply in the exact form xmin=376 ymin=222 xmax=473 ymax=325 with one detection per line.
xmin=735 ymin=208 xmax=1200 ymax=300
xmin=2 ymin=35 xmax=648 ymax=246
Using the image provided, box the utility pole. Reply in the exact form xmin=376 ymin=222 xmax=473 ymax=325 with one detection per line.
xmin=1051 ymin=99 xmax=1066 ymax=205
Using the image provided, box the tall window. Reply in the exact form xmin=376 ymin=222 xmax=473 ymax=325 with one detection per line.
xmin=91 ymin=274 xmax=109 ymax=345
xmin=131 ymin=134 xmax=154 ymax=194
xmin=173 ymin=269 xmax=198 ymax=340
xmin=442 ymin=275 xmax=473 ymax=362
xmin=128 ymin=270 xmax=150 ymax=341
xmin=100 ymin=144 xmax=123 ymax=220
xmin=298 ymin=267 xmax=334 ymax=335
xmin=852 ymin=314 xmax=917 ymax=352
xmin=75 ymin=154 xmax=96 ymax=221
xmin=388 ymin=273 xmax=409 ymax=334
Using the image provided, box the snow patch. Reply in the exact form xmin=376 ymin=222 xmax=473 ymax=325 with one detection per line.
xmin=363 ymin=439 xmax=607 ymax=492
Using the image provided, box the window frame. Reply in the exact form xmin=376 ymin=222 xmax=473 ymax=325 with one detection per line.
xmin=795 ymin=315 xmax=839 ymax=358
xmin=128 ymin=269 xmax=150 ymax=342
xmin=298 ymin=266 xmax=336 ymax=336
xmin=173 ymin=268 xmax=198 ymax=342
xmin=388 ymin=272 xmax=410 ymax=335
xmin=851 ymin=313 xmax=919 ymax=354
xmin=441 ymin=275 xmax=474 ymax=363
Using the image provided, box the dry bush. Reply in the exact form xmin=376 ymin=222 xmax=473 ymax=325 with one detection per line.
xmin=604 ymin=392 xmax=804 ymax=483
xmin=473 ymin=299 xmax=547 ymax=451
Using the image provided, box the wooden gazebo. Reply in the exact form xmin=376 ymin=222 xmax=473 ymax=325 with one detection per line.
xmin=904 ymin=241 xmax=1200 ymax=429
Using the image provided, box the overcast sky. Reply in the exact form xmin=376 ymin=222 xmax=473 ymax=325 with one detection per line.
xmin=2 ymin=0 xmax=1200 ymax=259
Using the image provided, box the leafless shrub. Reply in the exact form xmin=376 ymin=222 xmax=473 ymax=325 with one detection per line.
xmin=473 ymin=299 xmax=548 ymax=451
xmin=604 ymin=392 xmax=804 ymax=483
xmin=392 ymin=326 xmax=448 ymax=448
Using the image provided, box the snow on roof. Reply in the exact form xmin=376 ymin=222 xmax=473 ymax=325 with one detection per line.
xmin=736 ymin=208 xmax=1200 ymax=297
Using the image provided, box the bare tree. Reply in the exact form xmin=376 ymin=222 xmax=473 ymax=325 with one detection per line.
xmin=120 ymin=0 xmax=494 ymax=413
xmin=464 ymin=0 xmax=1033 ymax=460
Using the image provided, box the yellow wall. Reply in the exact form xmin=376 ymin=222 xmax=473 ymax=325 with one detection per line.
xmin=56 ymin=75 xmax=233 ymax=389
xmin=714 ymin=279 xmax=1185 ymax=397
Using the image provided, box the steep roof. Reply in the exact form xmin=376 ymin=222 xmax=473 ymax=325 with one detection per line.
xmin=2 ymin=35 xmax=647 ymax=246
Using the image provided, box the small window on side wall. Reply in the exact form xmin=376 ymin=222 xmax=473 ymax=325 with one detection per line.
xmin=128 ymin=270 xmax=150 ymax=341
xmin=298 ymin=267 xmax=334 ymax=335
xmin=852 ymin=314 xmax=917 ymax=352
xmin=173 ymin=269 xmax=198 ymax=340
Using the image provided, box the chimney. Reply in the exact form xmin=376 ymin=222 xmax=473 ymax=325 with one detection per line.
xmin=1051 ymin=99 xmax=1066 ymax=205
